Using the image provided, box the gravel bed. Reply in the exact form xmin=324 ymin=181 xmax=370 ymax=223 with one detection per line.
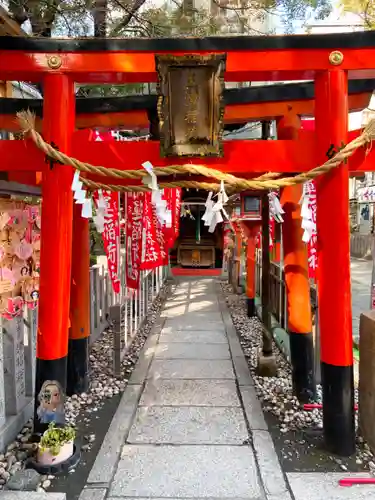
xmin=0 ymin=281 xmax=171 ymax=493
xmin=220 ymin=282 xmax=375 ymax=474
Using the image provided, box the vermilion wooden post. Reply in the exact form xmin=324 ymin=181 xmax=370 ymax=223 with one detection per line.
xmin=246 ymin=236 xmax=256 ymax=317
xmin=278 ymin=115 xmax=316 ymax=403
xmin=35 ymin=74 xmax=75 ymax=431
xmin=315 ymin=70 xmax=355 ymax=456
xmin=67 ymin=206 xmax=90 ymax=395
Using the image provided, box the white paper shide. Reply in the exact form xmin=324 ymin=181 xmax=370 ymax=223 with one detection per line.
xmin=201 ymin=181 xmax=229 ymax=233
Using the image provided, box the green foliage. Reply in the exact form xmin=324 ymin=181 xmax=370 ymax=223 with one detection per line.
xmin=6 ymin=0 xmax=332 ymax=40
xmin=131 ymin=2 xmax=223 ymax=37
xmin=339 ymin=0 xmax=374 ymax=28
xmin=39 ymin=422 xmax=76 ymax=456
xmin=77 ymin=83 xmax=145 ymax=98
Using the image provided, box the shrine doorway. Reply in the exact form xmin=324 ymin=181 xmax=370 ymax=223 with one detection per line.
xmin=170 ymin=190 xmax=223 ymax=271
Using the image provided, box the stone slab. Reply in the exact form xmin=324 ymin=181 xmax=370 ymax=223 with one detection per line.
xmin=252 ymin=430 xmax=287 ymax=496
xmin=163 ymin=320 xmax=226 ymax=332
xmin=128 ymin=334 xmax=160 ymax=385
xmin=140 ymin=379 xmax=241 ymax=406
xmin=111 ymin=445 xmax=262 ymax=498
xmin=87 ymin=384 xmax=142 ymax=484
xmin=232 ymin=356 xmax=254 ymax=386
xmin=162 ymin=302 xmax=220 ymax=317
xmin=163 ymin=313 xmax=224 ymax=323
xmin=159 ymin=330 xmax=227 ymax=344
xmin=154 ymin=343 xmax=230 ymax=360
xmin=287 ymin=472 xmax=375 ymax=499
xmin=148 ymin=359 xmax=235 ymax=379
xmin=79 ymin=489 xmax=107 ymax=500
xmin=128 ymin=406 xmax=248 ymax=444
xmin=240 ymin=386 xmax=268 ymax=430
xmin=227 ymin=335 xmax=244 ymax=357
xmin=267 ymin=494 xmax=293 ymax=500
xmin=0 ymin=495 xmax=65 ymax=500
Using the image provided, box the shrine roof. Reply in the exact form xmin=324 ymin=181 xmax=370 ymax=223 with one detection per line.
xmin=1 ymin=30 xmax=375 ymax=52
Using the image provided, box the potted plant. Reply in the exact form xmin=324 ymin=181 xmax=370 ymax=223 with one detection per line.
xmin=37 ymin=423 xmax=76 ymax=466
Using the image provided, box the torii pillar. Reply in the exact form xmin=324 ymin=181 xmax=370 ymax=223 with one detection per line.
xmin=315 ymin=69 xmax=355 ymax=456
xmin=35 ymin=74 xmax=75 ymax=432
xmin=278 ymin=115 xmax=315 ymax=403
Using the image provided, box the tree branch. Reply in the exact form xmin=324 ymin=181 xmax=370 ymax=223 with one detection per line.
xmin=110 ymin=0 xmax=148 ymax=34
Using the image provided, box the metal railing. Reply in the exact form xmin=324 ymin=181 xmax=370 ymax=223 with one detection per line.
xmin=110 ymin=265 xmax=168 ymax=377
xmin=89 ymin=264 xmax=118 ymax=344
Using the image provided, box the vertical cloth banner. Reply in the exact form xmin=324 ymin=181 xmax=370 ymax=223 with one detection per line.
xmin=126 ymin=193 xmax=144 ymax=290
xmin=140 ymin=192 xmax=163 ymax=270
xmin=305 ymin=181 xmax=318 ymax=279
xmin=164 ymin=188 xmax=182 ymax=249
xmin=93 ymin=190 xmax=121 ymax=294
xmin=174 ymin=188 xmax=182 ymax=240
xmin=256 ymin=216 xmax=275 ymax=249
xmin=153 ymin=205 xmax=169 ymax=266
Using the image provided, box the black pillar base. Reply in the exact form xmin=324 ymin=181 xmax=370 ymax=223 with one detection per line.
xmin=247 ymin=297 xmax=256 ymax=317
xmin=34 ymin=355 xmax=68 ymax=434
xmin=289 ymin=332 xmax=316 ymax=403
xmin=321 ymin=361 xmax=355 ymax=457
xmin=67 ymin=337 xmax=89 ymax=397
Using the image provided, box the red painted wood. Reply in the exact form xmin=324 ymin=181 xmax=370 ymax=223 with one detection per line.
xmin=1 ymin=49 xmax=375 ymax=83
xmin=171 ymin=268 xmax=221 ymax=276
xmin=315 ymin=71 xmax=353 ymax=367
xmin=0 ymin=128 xmax=372 ymax=176
xmin=37 ymin=74 xmax=75 ymax=361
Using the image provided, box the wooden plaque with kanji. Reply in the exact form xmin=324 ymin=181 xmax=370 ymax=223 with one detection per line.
xmin=155 ymin=54 xmax=226 ymax=158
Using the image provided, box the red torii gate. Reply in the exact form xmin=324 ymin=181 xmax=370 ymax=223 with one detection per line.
xmin=1 ymin=31 xmax=375 ymax=456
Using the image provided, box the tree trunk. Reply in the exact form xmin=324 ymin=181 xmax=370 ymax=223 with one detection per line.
xmin=93 ymin=0 xmax=108 ymax=38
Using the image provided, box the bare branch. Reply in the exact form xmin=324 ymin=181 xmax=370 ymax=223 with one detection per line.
xmin=110 ymin=0 xmax=148 ymax=34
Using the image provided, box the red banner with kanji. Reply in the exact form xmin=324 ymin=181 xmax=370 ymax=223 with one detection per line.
xmin=153 ymin=206 xmax=169 ymax=266
xmin=305 ymin=181 xmax=317 ymax=280
xmin=125 ymin=193 xmax=144 ymax=290
xmin=255 ymin=216 xmax=274 ymax=250
xmin=162 ymin=188 xmax=182 ymax=249
xmin=93 ymin=190 xmax=121 ymax=294
xmin=140 ymin=193 xmax=163 ymax=270
xmin=174 ymin=188 xmax=182 ymax=240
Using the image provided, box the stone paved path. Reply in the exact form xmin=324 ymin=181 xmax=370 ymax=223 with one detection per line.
xmin=79 ymin=278 xmax=289 ymax=500
xmin=78 ymin=277 xmax=375 ymax=500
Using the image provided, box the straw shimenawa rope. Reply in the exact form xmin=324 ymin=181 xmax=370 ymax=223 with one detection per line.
xmin=17 ymin=110 xmax=375 ymax=193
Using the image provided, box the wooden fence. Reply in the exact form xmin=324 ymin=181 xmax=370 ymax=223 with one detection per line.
xmin=350 ymin=233 xmax=373 ymax=259
xmin=254 ymin=250 xmax=321 ymax=382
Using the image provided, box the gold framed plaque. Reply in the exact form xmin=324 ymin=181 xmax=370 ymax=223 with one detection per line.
xmin=155 ymin=54 xmax=226 ymax=158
